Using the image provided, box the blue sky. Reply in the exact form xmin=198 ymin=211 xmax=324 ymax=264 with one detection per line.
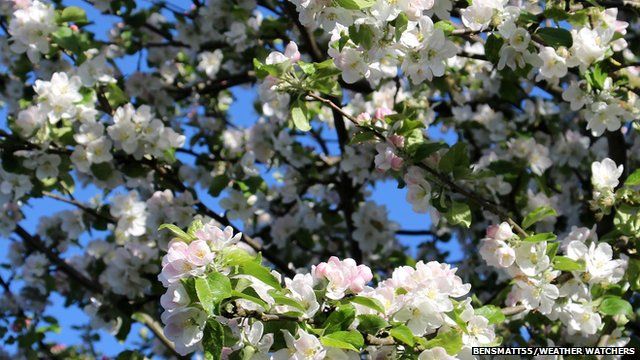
xmin=0 ymin=0 xmax=461 ymax=356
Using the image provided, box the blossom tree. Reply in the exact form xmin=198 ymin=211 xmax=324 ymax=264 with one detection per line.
xmin=1 ymin=0 xmax=640 ymax=358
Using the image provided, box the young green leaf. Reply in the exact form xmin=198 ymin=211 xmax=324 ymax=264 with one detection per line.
xmin=522 ymin=206 xmax=557 ymax=229
xmin=599 ymin=296 xmax=633 ymax=316
xmin=195 ymin=272 xmax=232 ymax=315
xmin=552 ymin=256 xmax=585 ymax=272
xmin=291 ymin=106 xmax=311 ymax=132
xmin=390 ymin=324 xmax=415 ymax=346
xmin=474 ymin=305 xmax=506 ymax=324
xmin=625 ymin=169 xmax=640 ymax=186
xmin=535 ymin=27 xmax=573 ymax=48
xmin=523 ymin=232 xmax=557 ymax=242
xmin=347 ymin=296 xmax=385 ymax=313
xmin=158 ymin=223 xmax=193 ymax=241
xmin=320 ymin=331 xmax=364 ymax=352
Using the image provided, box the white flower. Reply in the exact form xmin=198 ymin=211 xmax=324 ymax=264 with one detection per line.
xmin=515 ymin=242 xmax=550 ymax=276
xmin=110 ymin=191 xmax=147 ymax=238
xmin=282 ymin=273 xmax=319 ymax=318
xmin=33 ymin=72 xmax=83 ymax=123
xmin=585 ymin=101 xmax=625 ymax=136
xmin=569 ymin=28 xmax=607 ymax=68
xmin=480 ymin=238 xmax=516 ymax=268
xmin=273 ymin=329 xmax=325 ymax=360
xmin=513 ymin=278 xmax=559 ymax=315
xmin=393 ymin=299 xmax=444 ymax=336
xmin=76 ymin=52 xmax=116 ymax=86
xmin=160 ymin=283 xmax=190 ymax=311
xmin=562 ymin=302 xmax=602 ymax=336
xmin=197 ymin=49 xmax=224 ymax=78
xmin=15 ymin=106 xmax=45 ymax=137
xmin=162 ymin=307 xmax=208 ymax=355
xmin=266 ymin=41 xmax=300 ymax=65
xmin=8 ymin=0 xmax=57 ymax=63
xmin=566 ymin=241 xmax=627 ymax=284
xmin=418 ymin=347 xmax=455 ymax=360
xmin=332 ymin=46 xmax=370 ymax=84
xmin=562 ymin=80 xmax=590 ymax=111
xmin=85 ymin=137 xmax=113 ymax=164
xmin=537 ymin=46 xmax=568 ymax=80
xmin=463 ymin=315 xmax=496 ymax=346
xmin=220 ymin=189 xmax=258 ymax=221
xmin=241 ymin=321 xmax=274 ymax=358
xmin=591 ymin=158 xmax=623 ymax=190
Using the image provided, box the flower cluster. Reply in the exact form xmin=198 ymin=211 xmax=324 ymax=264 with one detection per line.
xmin=157 ymin=221 xmax=496 ymax=358
xmin=480 ymin=222 xmax=629 ymax=340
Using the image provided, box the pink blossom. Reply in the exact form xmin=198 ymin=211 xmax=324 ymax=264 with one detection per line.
xmin=158 ymin=240 xmax=204 ymax=286
xmin=485 ymin=222 xmax=514 ymax=241
xmin=284 ymin=42 xmax=301 ymax=62
xmin=312 ymin=256 xmax=373 ymax=299
xmin=194 ymin=223 xmax=241 ymax=251
xmin=375 ymin=143 xmax=404 ymax=172
xmin=186 ymin=240 xmax=215 ymax=267
xmin=374 ymin=107 xmax=393 ymax=120
xmin=388 ymin=134 xmax=405 ymax=149
xmin=356 ymin=112 xmax=371 ymax=124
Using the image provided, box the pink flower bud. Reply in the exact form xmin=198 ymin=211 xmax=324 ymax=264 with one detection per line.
xmin=374 ymin=107 xmax=393 ymax=120
xmin=356 ymin=112 xmax=371 ymax=125
xmin=388 ymin=134 xmax=405 ymax=148
xmin=70 ymin=24 xmax=79 ymax=32
xmin=486 ymin=225 xmax=499 ymax=239
xmin=284 ymin=41 xmax=301 ymax=63
xmin=390 ymin=156 xmax=404 ymax=171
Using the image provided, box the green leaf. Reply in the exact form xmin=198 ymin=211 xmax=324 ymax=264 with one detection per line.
xmin=356 ymin=315 xmax=388 ymax=334
xmin=321 ymin=331 xmax=364 ymax=352
xmin=626 ymin=258 xmax=640 ymax=291
xmin=523 ymin=232 xmax=557 ymax=242
xmin=291 ymin=105 xmax=311 ymax=132
xmin=58 ymin=6 xmax=88 ymax=24
xmin=424 ymin=329 xmax=463 ymax=355
xmin=195 ymin=272 xmax=232 ymax=315
xmin=347 ymin=296 xmax=385 ymax=313
xmin=348 ymin=24 xmax=374 ymax=50
xmin=209 ymin=174 xmax=230 ymax=197
xmin=269 ymin=291 xmax=306 ymax=312
xmin=408 ymin=142 xmax=447 ymax=162
xmin=546 ymin=241 xmax=560 ymax=261
xmin=625 ymin=169 xmax=640 ymax=186
xmin=439 ymin=142 xmax=469 ymax=177
xmin=203 ymin=320 xmax=225 ymax=360
xmin=334 ymin=0 xmax=375 ymax=10
xmin=522 ymin=206 xmax=557 ymax=229
xmin=485 ymin=34 xmax=504 ymax=63
xmin=240 ymin=261 xmax=282 ymax=290
xmin=434 ymin=20 xmax=456 ymax=35
xmin=90 ymin=162 xmax=113 ymax=181
xmin=535 ymin=27 xmax=573 ymax=48
xmin=349 ymin=130 xmax=376 ymax=145
xmin=394 ymin=13 xmax=409 ymax=41
xmin=475 ymin=305 xmax=506 ymax=324
xmin=187 ymin=219 xmax=204 ymax=238
xmin=447 ymin=202 xmax=472 ymax=228
xmin=585 ymin=62 xmax=607 ymax=90
xmin=599 ymin=296 xmax=633 ymax=316
xmin=104 ymin=83 xmax=129 ymax=109
xmin=158 ymin=224 xmax=193 ymax=241
xmin=553 ymin=256 xmax=585 ymax=272
xmin=390 ymin=324 xmax=415 ymax=346
xmin=323 ymin=305 xmax=356 ymax=333
xmin=231 ymin=290 xmax=269 ymax=310
xmin=221 ymin=247 xmax=256 ymax=267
